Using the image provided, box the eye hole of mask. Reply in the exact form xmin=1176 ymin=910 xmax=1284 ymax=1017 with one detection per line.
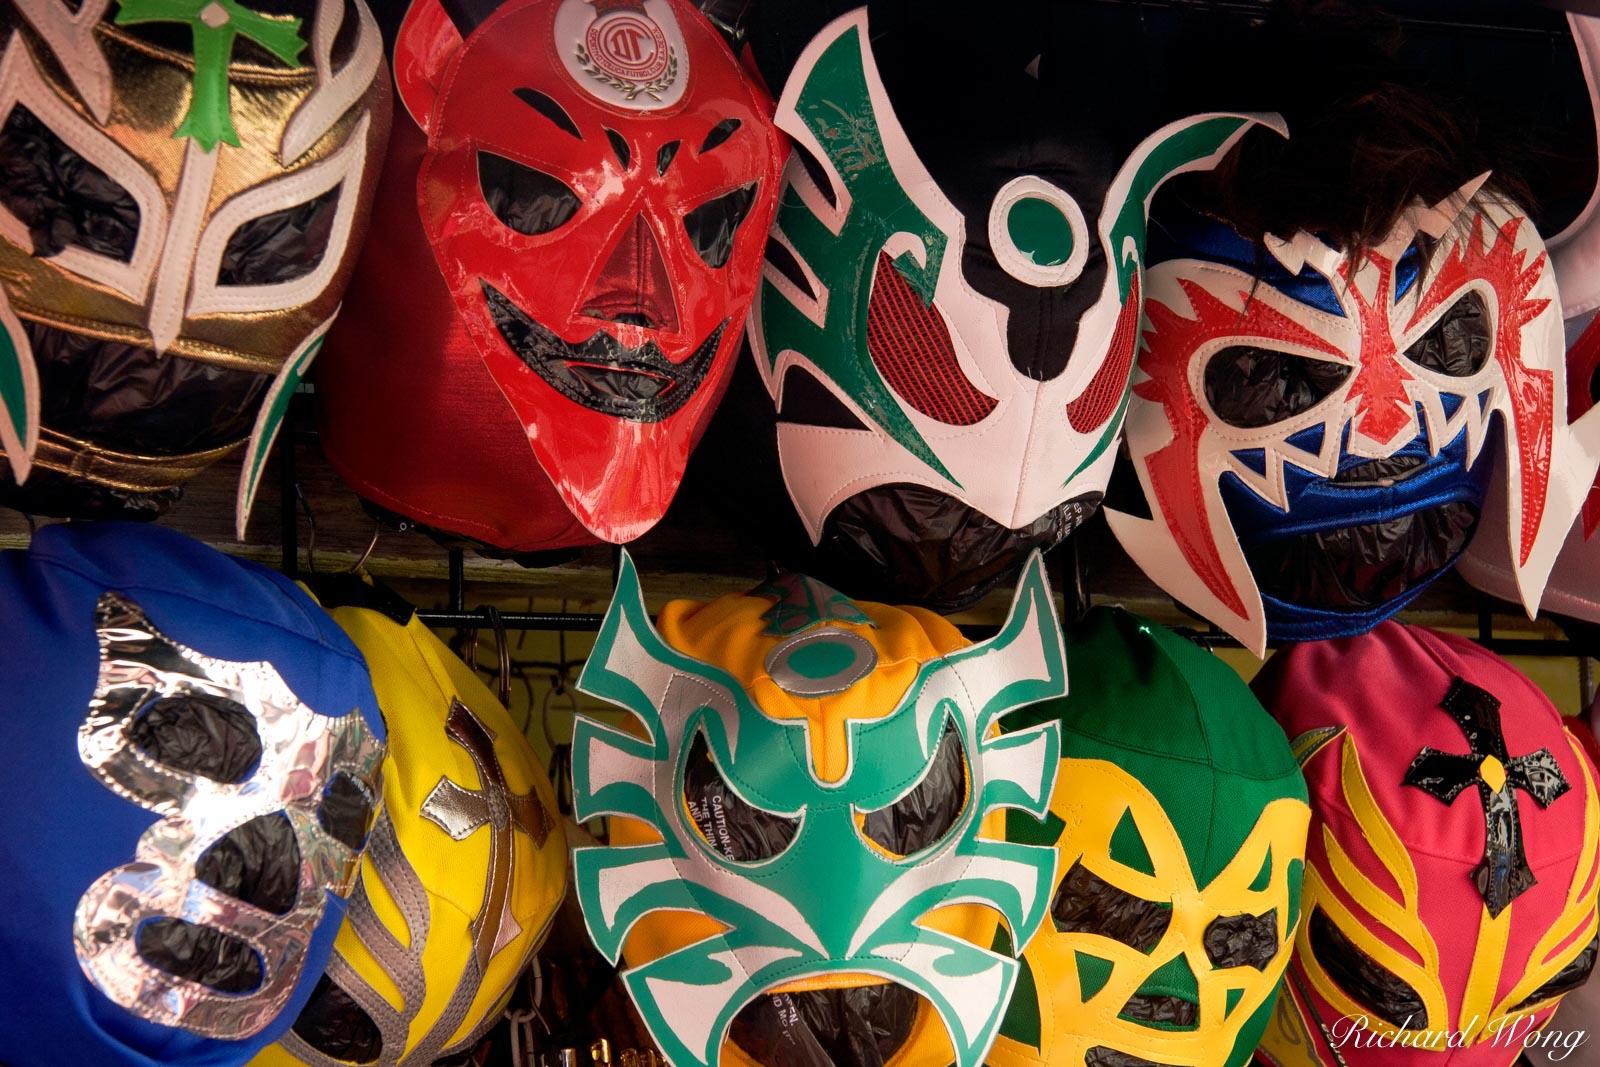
xmin=1204 ymin=909 xmax=1280 ymax=970
xmin=292 ymin=974 xmax=384 ymax=1063
xmin=128 ymin=693 xmax=263 ymax=783
xmin=793 ymin=142 xmax=838 ymax=211
xmin=317 ymin=771 xmax=374 ymax=851
xmin=195 ymin=811 xmax=300 ymax=915
xmin=478 ymin=152 xmax=580 ymax=237
xmin=1509 ymin=936 xmax=1598 ymax=1012
xmin=684 ymin=183 xmax=759 ymax=268
xmin=1204 ymin=346 xmax=1353 ymax=429
xmin=136 ymin=918 xmax=264 ymax=993
xmin=0 ymin=103 xmax=139 ymax=262
xmin=858 ymin=720 xmax=967 ymax=858
xmin=682 ymin=729 xmax=799 ymax=863
xmin=700 ymin=118 xmax=742 ymax=155
xmin=1310 ymin=908 xmax=1428 ymax=1029
xmin=1052 ymin=862 xmax=1172 ymax=953
xmin=1405 ymin=291 xmax=1491 ymax=377
xmin=217 ymin=185 xmax=342 ymax=287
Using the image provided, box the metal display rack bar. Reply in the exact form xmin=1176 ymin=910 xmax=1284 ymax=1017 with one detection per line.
xmin=266 ymin=379 xmax=1593 ymax=662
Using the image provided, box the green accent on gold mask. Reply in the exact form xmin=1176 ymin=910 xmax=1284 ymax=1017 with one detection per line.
xmin=115 ymin=0 xmax=307 ymax=151
xmin=0 ymin=316 xmax=29 ymax=469
xmin=1111 ymin=806 xmax=1157 ymax=877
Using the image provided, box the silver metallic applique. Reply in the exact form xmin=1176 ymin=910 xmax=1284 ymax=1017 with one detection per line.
xmin=763 ymin=628 xmax=879 ymax=697
xmin=74 ymin=592 xmax=386 ymax=1038
xmin=281 ymin=699 xmax=554 ymax=1066
xmin=422 ymin=700 xmax=551 ymax=968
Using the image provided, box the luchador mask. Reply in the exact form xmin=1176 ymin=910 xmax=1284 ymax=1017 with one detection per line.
xmin=743 ymin=5 xmax=1278 ymax=608
xmin=0 ymin=521 xmax=387 ymax=1067
xmin=1460 ymin=14 xmax=1600 ymax=626
xmin=1108 ymin=181 xmax=1600 ymax=655
xmin=987 ymin=608 xmax=1309 ymax=1067
xmin=0 ymin=0 xmax=389 ymax=527
xmin=570 ymin=553 xmax=1068 ymax=1067
xmin=1459 ymin=306 xmax=1600 ymax=622
xmin=316 ymin=0 xmax=785 ymax=552
xmin=1254 ymin=623 xmax=1600 ymax=1067
xmin=255 ymin=585 xmax=567 ymax=1067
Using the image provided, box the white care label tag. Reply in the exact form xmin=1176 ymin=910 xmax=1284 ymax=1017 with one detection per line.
xmin=555 ymin=0 xmax=689 ymax=111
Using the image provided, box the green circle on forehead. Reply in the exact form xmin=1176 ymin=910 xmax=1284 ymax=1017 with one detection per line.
xmin=1007 ymin=196 xmax=1074 ymax=267
xmin=785 ymin=639 xmax=858 ymax=680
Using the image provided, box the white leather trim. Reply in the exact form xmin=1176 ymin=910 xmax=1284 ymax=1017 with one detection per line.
xmin=280 ymin=0 xmax=382 ymax=164
xmin=1550 ymin=14 xmax=1600 ymax=318
xmin=0 ymin=36 xmax=167 ymax=303
xmin=758 ymin=224 xmax=829 ymax=333
xmin=146 ymin=138 xmax=218 ymax=355
xmin=234 ymin=311 xmax=335 ymax=540
xmin=187 ymin=113 xmax=370 ymax=319
xmin=0 ymin=284 xmax=38 ymax=484
xmin=12 ymin=0 xmax=112 ymax=122
xmin=986 ymin=174 xmax=1089 ymax=288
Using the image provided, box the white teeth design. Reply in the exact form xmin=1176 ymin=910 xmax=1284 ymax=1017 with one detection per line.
xmin=1375 ymin=174 xmax=1492 ymax=260
xmin=1263 ymin=231 xmax=1341 ymax=278
xmin=1229 ymin=387 xmax=1494 ymax=511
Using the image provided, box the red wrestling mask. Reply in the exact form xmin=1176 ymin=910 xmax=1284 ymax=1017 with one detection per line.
xmin=392 ymin=0 xmax=785 ymax=542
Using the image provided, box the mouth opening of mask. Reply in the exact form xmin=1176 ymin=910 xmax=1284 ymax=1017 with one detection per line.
xmin=1331 ymin=453 xmax=1426 ymax=486
xmin=22 ymin=320 xmax=269 ymax=454
xmin=817 ymin=487 xmax=1104 ymax=613
xmin=1083 ymin=1047 xmax=1170 ymax=1067
xmin=727 ymin=982 xmax=921 ymax=1067
xmin=481 ymin=280 xmax=725 ymax=422
xmin=1242 ymin=500 xmax=1480 ymax=611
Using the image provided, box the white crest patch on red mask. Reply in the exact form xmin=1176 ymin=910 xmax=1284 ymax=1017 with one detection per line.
xmin=554 ymin=0 xmax=689 ymax=112
xmin=392 ymin=0 xmax=785 ymax=543
xmin=1108 ymin=188 xmax=1600 ymax=654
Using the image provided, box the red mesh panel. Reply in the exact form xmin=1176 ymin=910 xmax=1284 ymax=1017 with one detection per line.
xmin=1066 ymin=272 xmax=1140 ymax=433
xmin=865 ymin=253 xmax=997 ymax=426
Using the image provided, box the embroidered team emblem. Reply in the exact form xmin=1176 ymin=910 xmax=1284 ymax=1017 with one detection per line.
xmin=558 ymin=0 xmax=686 ymax=109
xmin=583 ymin=0 xmax=670 ymax=85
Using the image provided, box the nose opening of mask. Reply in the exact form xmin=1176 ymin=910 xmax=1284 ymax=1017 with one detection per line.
xmin=816 ymin=485 xmax=1101 ymax=613
xmin=135 ymin=916 xmax=266 ymax=994
xmin=1118 ymin=953 xmax=1201 ymax=1031
xmin=587 ymin=216 xmax=681 ymax=334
